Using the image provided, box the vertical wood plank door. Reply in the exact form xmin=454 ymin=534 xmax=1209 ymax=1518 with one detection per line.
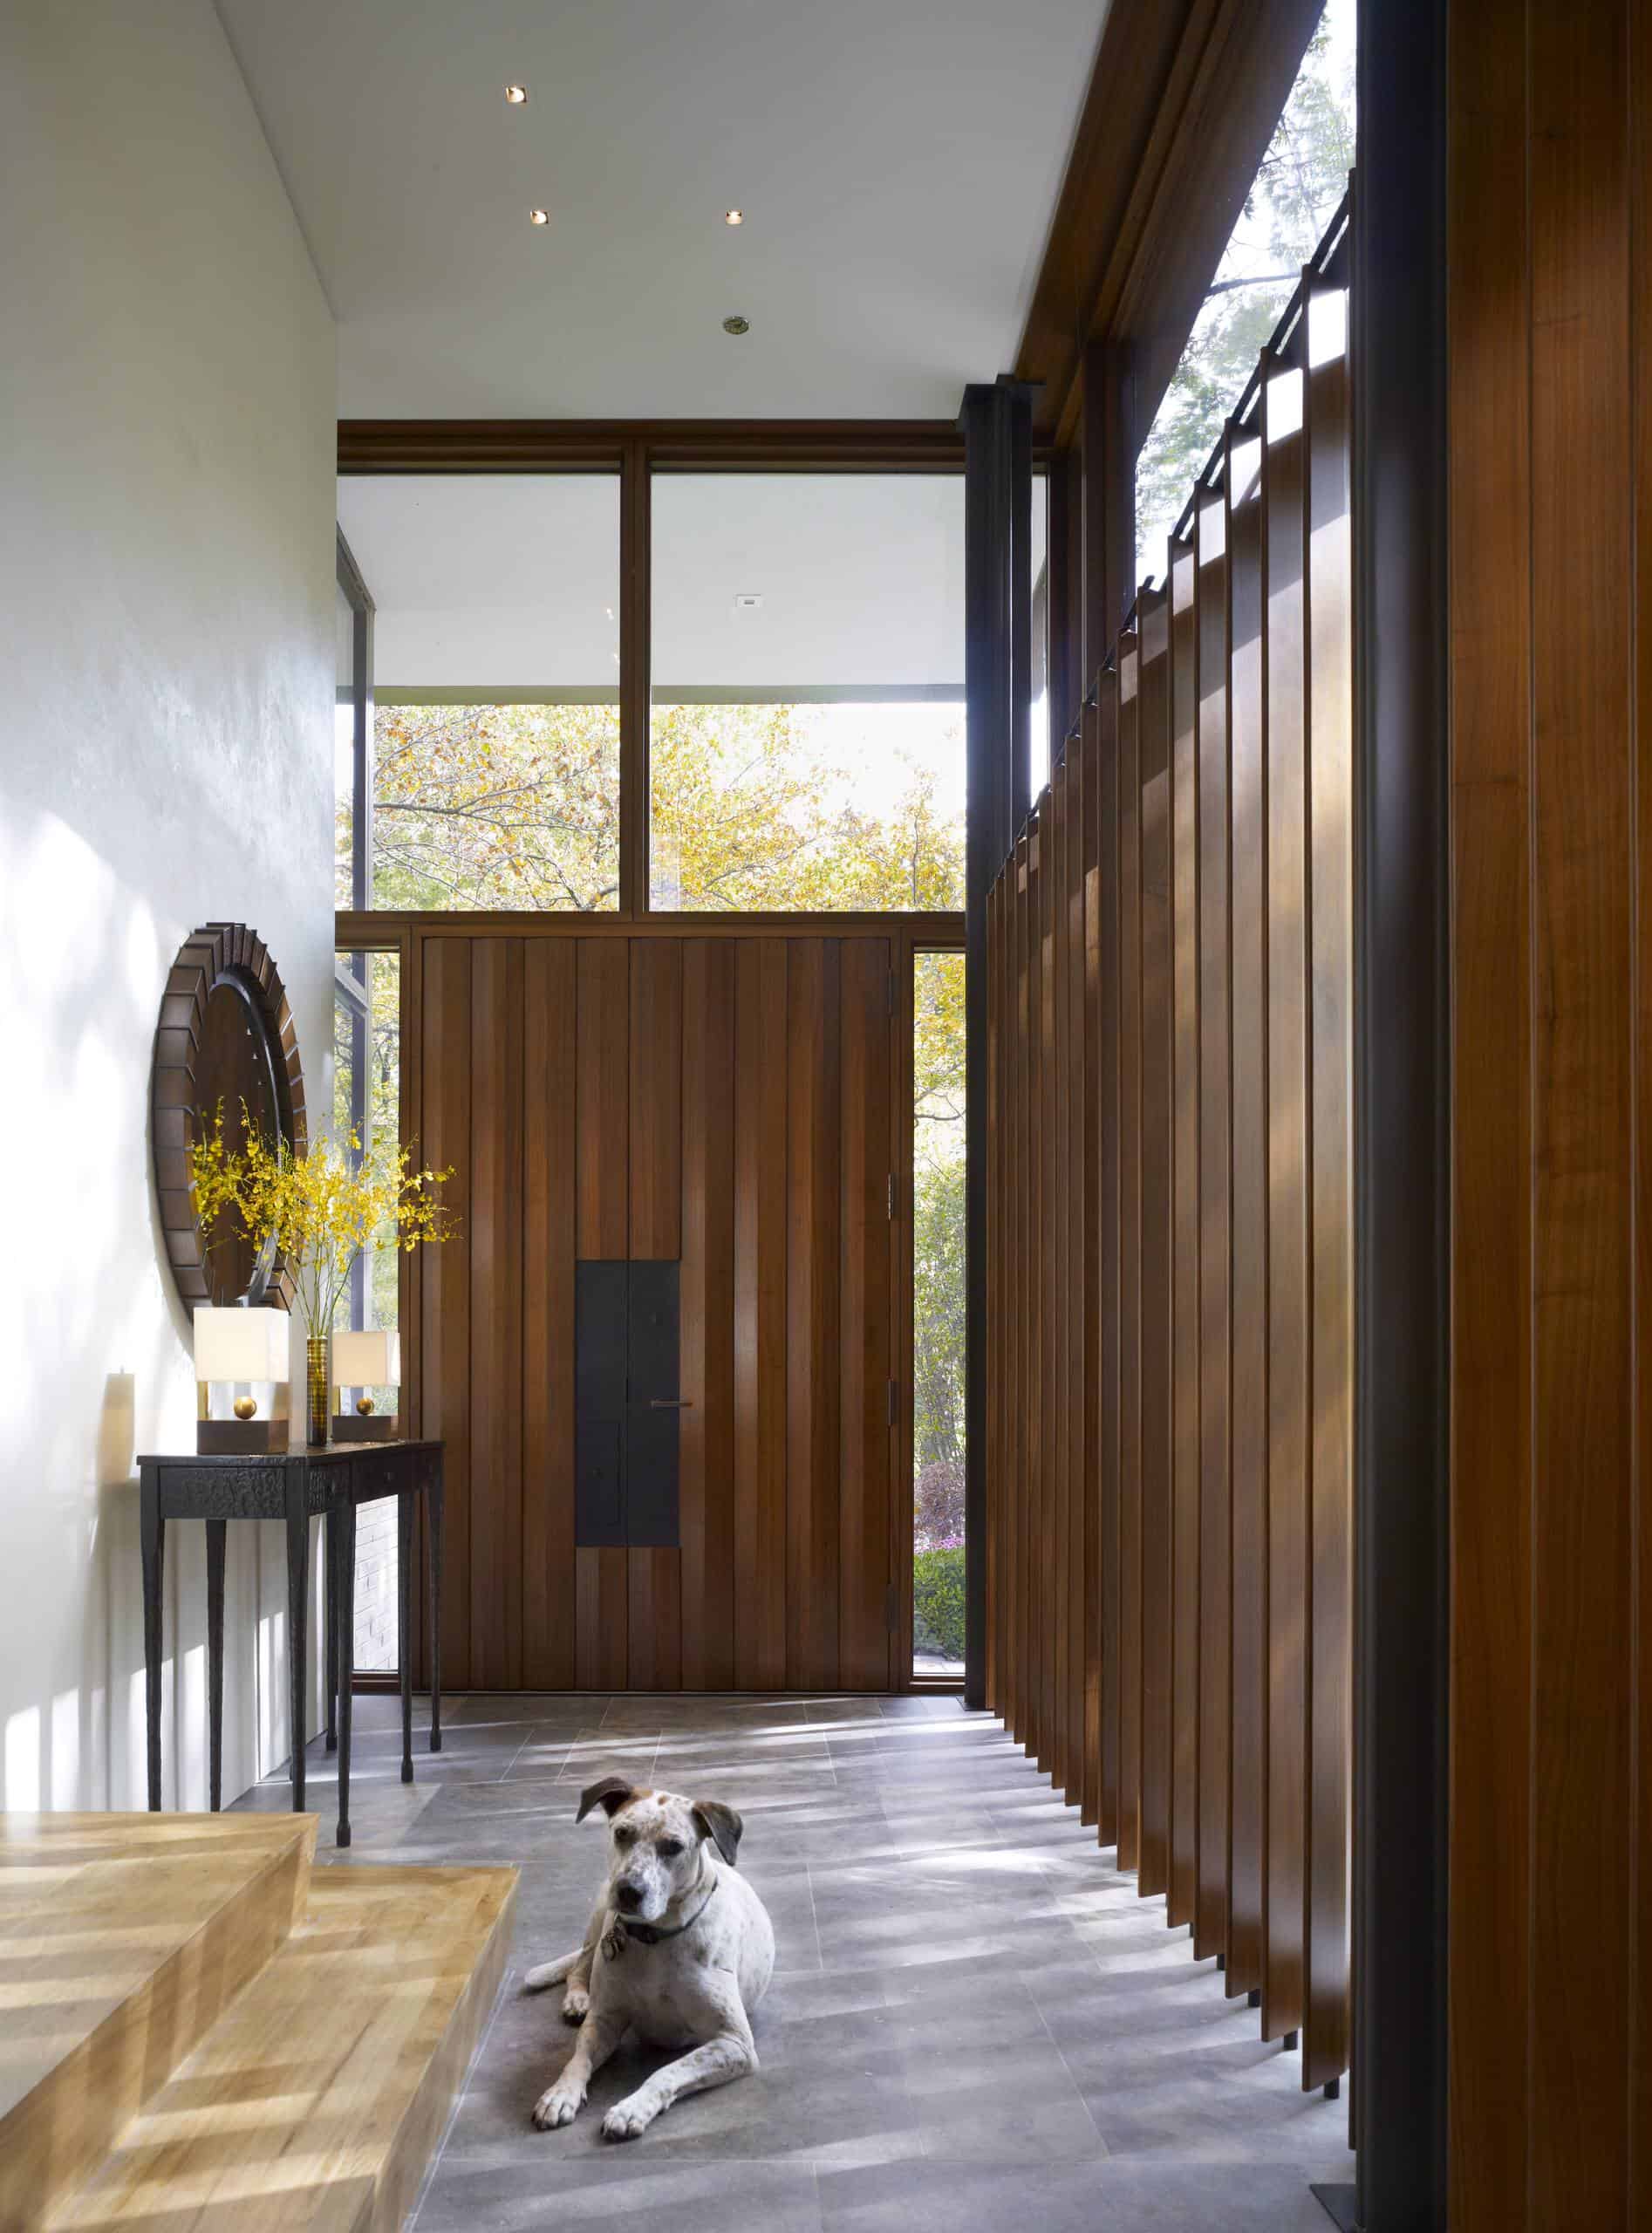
xmin=412 ymin=928 xmax=898 ymax=1694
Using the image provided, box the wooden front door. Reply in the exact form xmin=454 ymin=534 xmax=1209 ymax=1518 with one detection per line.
xmin=408 ymin=930 xmax=898 ymax=1692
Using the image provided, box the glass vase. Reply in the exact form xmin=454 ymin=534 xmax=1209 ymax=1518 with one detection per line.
xmin=305 ymin=1335 xmax=330 ymax=1448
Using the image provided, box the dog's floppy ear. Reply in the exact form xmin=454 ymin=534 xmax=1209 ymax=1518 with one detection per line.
xmin=691 ymin=1799 xmax=743 ymax=1867
xmin=576 ymin=1776 xmax=636 ymax=1824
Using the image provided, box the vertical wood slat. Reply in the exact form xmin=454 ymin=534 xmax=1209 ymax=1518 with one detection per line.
xmin=1445 ymin=0 xmax=1532 ymax=2203
xmin=986 ymin=878 xmax=1004 ymax=1716
xmin=1116 ymin=633 xmax=1144 ymax=1871
xmin=1630 ymin=1 xmax=1652 ymax=2205
xmin=1527 ymin=1 xmax=1635 ymax=2215
xmin=682 ymin=939 xmax=736 ymax=1691
xmin=1048 ymin=757 xmax=1071 ymax=1794
xmin=626 ymin=920 xmax=684 ymax=1692
xmin=629 ymin=940 xmax=682 ymax=1260
xmin=1078 ymin=700 xmax=1103 ymax=1829
xmin=1194 ymin=481 xmax=1233 ymax=1967
xmin=1067 ymin=732 xmax=1090 ymax=1820
xmin=1014 ymin=833 xmax=1034 ymax=1751
xmin=627 ymin=1548 xmax=682 ymax=1690
xmin=1225 ymin=432 xmax=1268 ymax=1998
xmin=1137 ymin=584 xmax=1173 ymax=1900
xmin=1444 ymin=7 xmax=1652 ymax=2209
xmin=1169 ymin=532 xmax=1201 ymax=1931
xmin=1096 ymin=665 xmax=1123 ymax=1850
xmin=1262 ymin=356 xmax=1308 ymax=2045
xmin=1303 ymin=302 xmax=1354 ymax=2091
xmin=577 ymin=939 xmax=630 ymax=1690
xmin=1039 ymin=796 xmax=1060 ymax=1778
xmin=522 ymin=939 xmax=577 ymax=1689
xmin=422 ymin=937 xmax=472 ymax=1690
xmin=734 ymin=939 xmax=789 ymax=1691
xmin=469 ymin=937 xmax=524 ymax=1691
xmin=1026 ymin=818 xmax=1046 ymax=1765
xmin=787 ymin=939 xmax=843 ymax=1691
xmin=840 ymin=939 xmax=893 ymax=1690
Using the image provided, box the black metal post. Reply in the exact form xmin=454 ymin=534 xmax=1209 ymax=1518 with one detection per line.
xmin=958 ymin=380 xmax=1034 ymax=1711
xmin=1347 ymin=0 xmax=1451 ymax=2223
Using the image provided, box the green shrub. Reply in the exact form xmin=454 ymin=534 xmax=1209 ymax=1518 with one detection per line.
xmin=913 ymin=1545 xmax=966 ymax=1663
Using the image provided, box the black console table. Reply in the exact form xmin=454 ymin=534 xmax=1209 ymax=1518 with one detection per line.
xmin=136 ymin=1439 xmax=443 ymax=1847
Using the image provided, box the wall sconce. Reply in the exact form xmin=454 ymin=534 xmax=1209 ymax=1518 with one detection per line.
xmin=330 ymin=1328 xmax=401 ymax=1443
xmin=194 ymin=1307 xmax=290 ymax=1453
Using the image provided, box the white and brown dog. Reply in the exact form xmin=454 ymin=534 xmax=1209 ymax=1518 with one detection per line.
xmin=525 ymin=1776 xmax=775 ymax=2141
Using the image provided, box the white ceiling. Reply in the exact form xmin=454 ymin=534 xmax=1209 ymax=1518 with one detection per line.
xmin=216 ymin=0 xmax=1106 ymax=420
xmin=338 ymin=472 xmax=1018 ymax=690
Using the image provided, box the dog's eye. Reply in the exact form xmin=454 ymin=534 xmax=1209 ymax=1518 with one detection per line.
xmin=657 ymin=1838 xmax=683 ymax=1859
xmin=614 ymin=1827 xmax=635 ymax=1846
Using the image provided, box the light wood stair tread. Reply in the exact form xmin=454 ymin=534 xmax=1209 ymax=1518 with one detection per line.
xmin=0 ymin=1813 xmax=317 ymax=2225
xmin=43 ymin=1861 xmax=516 ymax=2233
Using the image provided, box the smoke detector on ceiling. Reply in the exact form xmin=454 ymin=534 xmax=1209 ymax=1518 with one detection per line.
xmin=734 ymin=593 xmax=763 ymax=612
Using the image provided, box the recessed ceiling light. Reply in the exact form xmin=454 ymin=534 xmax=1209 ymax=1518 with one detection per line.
xmin=505 ymin=84 xmax=529 ymax=104
xmin=723 ymin=315 xmax=750 ymax=336
xmin=725 ymin=208 xmax=744 ymax=226
xmin=529 ymin=208 xmax=550 ymax=225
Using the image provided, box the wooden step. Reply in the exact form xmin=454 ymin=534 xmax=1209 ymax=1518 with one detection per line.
xmin=0 ymin=1812 xmax=316 ymax=2229
xmin=43 ymin=1861 xmax=516 ymax=2233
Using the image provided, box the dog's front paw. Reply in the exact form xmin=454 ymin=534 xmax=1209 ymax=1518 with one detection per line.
xmin=601 ymin=1921 xmax=628 ymax=1962
xmin=602 ymin=2091 xmax=659 ymax=2142
xmin=532 ymin=2082 xmax=583 ymax=2131
xmin=561 ymin=1986 xmax=590 ymax=2026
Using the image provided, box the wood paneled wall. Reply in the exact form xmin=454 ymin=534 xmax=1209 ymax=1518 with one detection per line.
xmin=1447 ymin=0 xmax=1652 ymax=2220
xmin=986 ymin=263 xmax=1354 ymax=2093
xmin=409 ymin=928 xmax=899 ymax=1694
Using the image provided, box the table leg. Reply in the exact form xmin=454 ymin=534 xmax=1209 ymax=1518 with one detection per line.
xmin=324 ymin=1502 xmax=338 ymax=1753
xmin=398 ymin=1490 xmax=414 ymax=1784
xmin=285 ymin=1472 xmax=309 ymax=1815
xmin=427 ymin=1462 xmax=444 ymax=1752
xmin=334 ymin=1496 xmax=355 ymax=1848
xmin=206 ymin=1518 xmax=226 ymax=1813
xmin=140 ymin=1464 xmax=165 ymax=1811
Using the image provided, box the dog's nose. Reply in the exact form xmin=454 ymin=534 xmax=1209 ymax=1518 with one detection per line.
xmin=616 ymin=1883 xmax=643 ymax=1912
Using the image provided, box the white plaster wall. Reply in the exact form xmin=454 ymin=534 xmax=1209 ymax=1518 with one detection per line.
xmin=0 ymin=0 xmax=336 ymax=1812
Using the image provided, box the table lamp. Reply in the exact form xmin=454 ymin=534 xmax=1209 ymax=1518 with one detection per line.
xmin=194 ymin=1306 xmax=290 ymax=1453
xmin=331 ymin=1327 xmax=401 ymax=1441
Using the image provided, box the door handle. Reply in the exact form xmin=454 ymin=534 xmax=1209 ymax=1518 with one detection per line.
xmin=646 ymin=1397 xmax=693 ymax=1410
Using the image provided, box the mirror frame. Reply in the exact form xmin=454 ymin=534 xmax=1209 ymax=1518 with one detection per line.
xmin=151 ymin=921 xmax=307 ymax=1311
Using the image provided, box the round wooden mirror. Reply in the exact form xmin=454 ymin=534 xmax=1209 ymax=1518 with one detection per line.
xmin=152 ymin=923 xmax=307 ymax=1310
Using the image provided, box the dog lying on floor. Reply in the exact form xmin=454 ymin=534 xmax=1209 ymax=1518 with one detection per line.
xmin=525 ymin=1777 xmax=775 ymax=2141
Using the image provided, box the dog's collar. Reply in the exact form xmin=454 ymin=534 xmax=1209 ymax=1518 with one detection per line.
xmin=616 ymin=1879 xmax=719 ymax=1950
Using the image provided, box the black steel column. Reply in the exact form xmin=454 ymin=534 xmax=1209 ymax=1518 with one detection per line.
xmin=958 ymin=379 xmax=1034 ymax=1711
xmin=1346 ymin=0 xmax=1450 ymax=2223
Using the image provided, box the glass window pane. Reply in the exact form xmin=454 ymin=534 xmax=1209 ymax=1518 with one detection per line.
xmin=913 ymin=951 xmax=966 ymax=1678
xmin=650 ymin=475 xmax=965 ymax=912
xmin=332 ymin=946 xmax=401 ymax=1671
xmin=1134 ymin=0 xmax=1355 ymax=590
xmin=335 ymin=580 xmax=356 ymax=908
xmin=1029 ymin=472 xmax=1050 ymax=800
xmin=336 ymin=475 xmax=621 ymax=910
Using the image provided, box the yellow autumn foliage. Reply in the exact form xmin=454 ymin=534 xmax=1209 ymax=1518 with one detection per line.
xmin=189 ymin=1103 xmax=454 ymax=1337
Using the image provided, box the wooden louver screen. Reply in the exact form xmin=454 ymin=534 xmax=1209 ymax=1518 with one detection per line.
xmin=985 ymin=202 xmax=1354 ymax=2093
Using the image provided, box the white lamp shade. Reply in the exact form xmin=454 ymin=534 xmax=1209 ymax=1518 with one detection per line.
xmin=331 ymin=1328 xmax=401 ymax=1387
xmin=194 ymin=1306 xmax=290 ymax=1384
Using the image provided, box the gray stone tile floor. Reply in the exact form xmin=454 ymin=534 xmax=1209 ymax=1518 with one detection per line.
xmin=234 ymin=1692 xmax=1351 ymax=2229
